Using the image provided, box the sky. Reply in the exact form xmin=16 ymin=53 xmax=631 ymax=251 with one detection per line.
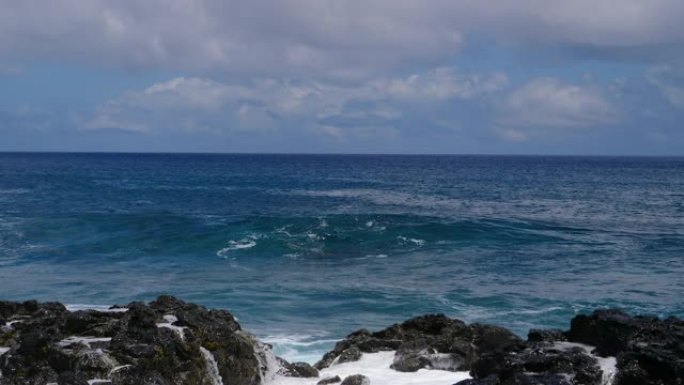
xmin=1 ymin=1 xmax=684 ymax=155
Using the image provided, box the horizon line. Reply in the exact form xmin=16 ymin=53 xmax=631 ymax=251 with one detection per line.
xmin=0 ymin=150 xmax=683 ymax=158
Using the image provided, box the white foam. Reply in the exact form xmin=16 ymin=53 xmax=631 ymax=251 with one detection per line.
xmin=157 ymin=315 xmax=187 ymax=340
xmin=306 ymin=232 xmax=323 ymax=240
xmin=275 ymin=227 xmax=295 ymax=237
xmin=551 ymin=342 xmax=617 ymax=385
xmin=1 ymin=319 xmax=23 ymax=332
xmin=261 ymin=334 xmax=339 ymax=364
xmin=0 ymin=347 xmax=9 ymax=356
xmin=397 ymin=236 xmax=425 ymax=246
xmin=268 ymin=351 xmax=471 ymax=385
xmin=254 ymin=339 xmax=281 ymax=384
xmin=87 ymin=379 xmax=111 ymax=385
xmin=598 ymin=356 xmax=617 ymax=385
xmin=65 ymin=304 xmax=128 ymax=313
xmin=365 ymin=254 xmax=388 ymax=259
xmin=216 ymin=239 xmax=257 ymax=257
xmin=57 ymin=336 xmax=112 ymax=348
xmin=200 ymin=347 xmax=225 ymax=385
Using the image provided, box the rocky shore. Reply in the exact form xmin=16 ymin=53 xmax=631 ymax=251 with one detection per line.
xmin=0 ymin=296 xmax=681 ymax=385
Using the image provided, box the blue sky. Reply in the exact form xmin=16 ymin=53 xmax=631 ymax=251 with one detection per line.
xmin=1 ymin=1 xmax=684 ymax=155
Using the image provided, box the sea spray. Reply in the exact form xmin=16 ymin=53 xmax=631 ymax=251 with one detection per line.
xmin=252 ymin=335 xmax=282 ymax=383
xmin=156 ymin=314 xmax=187 ymax=340
xmin=268 ymin=352 xmax=471 ymax=385
xmin=0 ymin=346 xmax=8 ymax=379
xmin=551 ymin=342 xmax=617 ymax=385
xmin=200 ymin=347 xmax=225 ymax=385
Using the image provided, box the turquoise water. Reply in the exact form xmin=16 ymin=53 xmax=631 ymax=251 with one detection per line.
xmin=1 ymin=153 xmax=683 ymax=361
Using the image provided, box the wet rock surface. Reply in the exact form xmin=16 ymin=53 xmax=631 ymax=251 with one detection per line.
xmin=314 ymin=314 xmax=524 ymax=372
xmin=0 ymin=298 xmax=681 ymax=385
xmin=279 ymin=360 xmax=319 ymax=378
xmin=315 ymin=310 xmax=682 ymax=385
xmin=0 ymin=296 xmax=284 ymax=385
xmin=458 ymin=309 xmax=683 ymax=385
xmin=317 ymin=375 xmax=342 ymax=385
xmin=340 ymin=374 xmax=370 ymax=385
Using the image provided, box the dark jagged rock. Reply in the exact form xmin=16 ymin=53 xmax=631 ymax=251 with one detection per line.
xmin=566 ymin=309 xmax=684 ymax=385
xmin=340 ymin=374 xmax=370 ymax=385
xmin=279 ymin=360 xmax=319 ymax=377
xmin=336 ymin=346 xmax=362 ymax=364
xmin=57 ymin=371 xmax=91 ymax=385
xmin=0 ymin=296 xmax=272 ymax=385
xmin=391 ymin=339 xmax=464 ymax=372
xmin=1 ymin=298 xmax=681 ymax=385
xmin=315 ymin=314 xmax=523 ymax=372
xmin=458 ymin=309 xmax=684 ymax=385
xmin=317 ymin=375 xmax=342 ymax=385
xmin=467 ymin=341 xmax=604 ymax=385
xmin=567 ymin=309 xmax=644 ymax=356
xmin=529 ymin=329 xmax=566 ymax=343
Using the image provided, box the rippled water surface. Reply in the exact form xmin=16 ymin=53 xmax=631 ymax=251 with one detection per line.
xmin=1 ymin=153 xmax=683 ymax=361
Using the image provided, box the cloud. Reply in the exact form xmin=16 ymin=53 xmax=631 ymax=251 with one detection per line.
xmin=472 ymin=0 xmax=684 ymax=48
xmin=647 ymin=65 xmax=684 ymax=110
xmin=2 ymin=1 xmax=684 ymax=78
xmin=0 ymin=1 xmax=462 ymax=78
xmin=497 ymin=78 xmax=620 ymax=137
xmin=370 ymin=68 xmax=508 ymax=101
xmin=85 ymin=68 xmax=506 ymax=135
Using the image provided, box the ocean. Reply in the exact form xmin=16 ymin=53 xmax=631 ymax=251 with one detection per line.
xmin=0 ymin=153 xmax=682 ymax=363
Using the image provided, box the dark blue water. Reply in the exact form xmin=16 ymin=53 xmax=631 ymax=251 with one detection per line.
xmin=1 ymin=153 xmax=683 ymax=361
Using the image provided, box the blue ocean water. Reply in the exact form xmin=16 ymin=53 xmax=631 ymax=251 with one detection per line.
xmin=1 ymin=153 xmax=683 ymax=362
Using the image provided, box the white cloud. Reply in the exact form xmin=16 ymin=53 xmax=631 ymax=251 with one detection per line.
xmin=470 ymin=0 xmax=684 ymax=47
xmin=85 ymin=68 xmax=506 ymax=134
xmin=0 ymin=1 xmax=462 ymax=78
xmin=314 ymin=125 xmax=345 ymax=140
xmin=1 ymin=1 xmax=683 ymax=78
xmin=499 ymin=78 xmax=620 ymax=130
xmin=311 ymin=124 xmax=398 ymax=143
xmin=647 ymin=65 xmax=684 ymax=110
xmin=371 ymin=68 xmax=508 ymax=101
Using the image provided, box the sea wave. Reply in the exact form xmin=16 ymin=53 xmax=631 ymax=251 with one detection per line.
xmin=275 ymin=188 xmax=684 ymax=230
xmin=261 ymin=333 xmax=340 ymax=364
xmin=397 ymin=236 xmax=425 ymax=247
xmin=0 ymin=188 xmax=30 ymax=195
xmin=216 ymin=239 xmax=258 ymax=258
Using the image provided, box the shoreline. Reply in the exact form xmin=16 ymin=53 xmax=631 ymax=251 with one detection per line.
xmin=1 ymin=296 xmax=682 ymax=385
